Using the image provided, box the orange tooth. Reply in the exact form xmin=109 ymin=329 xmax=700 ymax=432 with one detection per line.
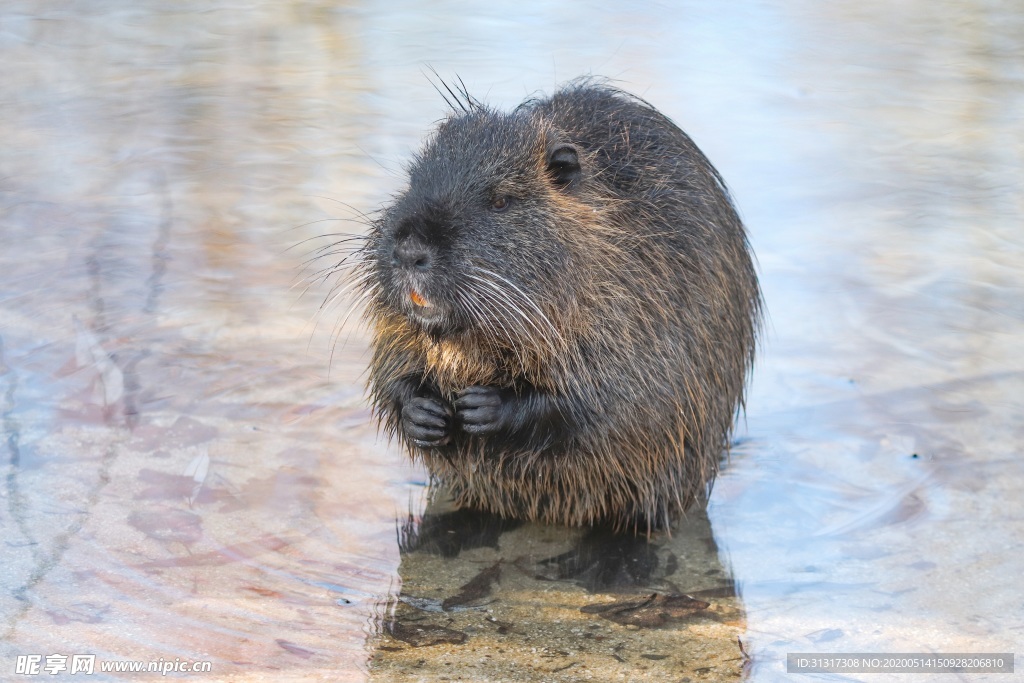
xmin=410 ymin=290 xmax=430 ymax=307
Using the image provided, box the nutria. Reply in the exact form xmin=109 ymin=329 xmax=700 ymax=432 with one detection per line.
xmin=353 ymin=77 xmax=761 ymax=533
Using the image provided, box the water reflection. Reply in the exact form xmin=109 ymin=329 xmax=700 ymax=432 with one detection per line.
xmin=370 ymin=494 xmax=745 ymax=681
xmin=2 ymin=0 xmax=1022 ymax=681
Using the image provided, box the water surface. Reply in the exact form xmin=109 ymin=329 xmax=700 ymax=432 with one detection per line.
xmin=1 ymin=1 xmax=1021 ymax=681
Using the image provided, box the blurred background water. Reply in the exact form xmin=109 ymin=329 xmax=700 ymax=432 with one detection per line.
xmin=1 ymin=1 xmax=1021 ymax=681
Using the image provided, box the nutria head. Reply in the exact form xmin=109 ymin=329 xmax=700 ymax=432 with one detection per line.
xmin=368 ymin=109 xmax=584 ymax=353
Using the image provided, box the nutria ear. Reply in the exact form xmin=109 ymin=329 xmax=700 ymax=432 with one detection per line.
xmin=546 ymin=144 xmax=581 ymax=188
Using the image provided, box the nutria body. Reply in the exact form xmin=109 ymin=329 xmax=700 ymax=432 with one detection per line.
xmin=357 ymin=78 xmax=761 ymax=532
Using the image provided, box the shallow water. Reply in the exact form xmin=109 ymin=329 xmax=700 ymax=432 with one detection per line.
xmin=2 ymin=1 xmax=1022 ymax=681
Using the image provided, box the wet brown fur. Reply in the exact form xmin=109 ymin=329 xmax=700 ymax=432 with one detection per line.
xmin=356 ymin=78 xmax=762 ymax=533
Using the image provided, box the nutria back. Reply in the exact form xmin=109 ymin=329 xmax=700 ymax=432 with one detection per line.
xmin=357 ymin=78 xmax=761 ymax=532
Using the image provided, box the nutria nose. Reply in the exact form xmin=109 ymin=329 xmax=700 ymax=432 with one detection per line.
xmin=392 ymin=239 xmax=432 ymax=271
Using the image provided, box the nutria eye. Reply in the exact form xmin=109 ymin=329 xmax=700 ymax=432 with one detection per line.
xmin=491 ymin=196 xmax=509 ymax=212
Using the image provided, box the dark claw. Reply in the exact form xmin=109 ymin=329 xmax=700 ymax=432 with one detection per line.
xmin=454 ymin=385 xmax=501 ymax=408
xmin=402 ymin=395 xmax=452 ymax=447
xmin=405 ymin=404 xmax=447 ymax=428
xmin=412 ymin=438 xmax=445 ymax=449
xmin=455 ymin=385 xmax=506 ymax=435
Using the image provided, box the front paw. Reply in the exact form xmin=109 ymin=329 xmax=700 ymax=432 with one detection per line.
xmin=402 ymin=395 xmax=452 ymax=448
xmin=454 ymin=385 xmax=507 ymax=436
